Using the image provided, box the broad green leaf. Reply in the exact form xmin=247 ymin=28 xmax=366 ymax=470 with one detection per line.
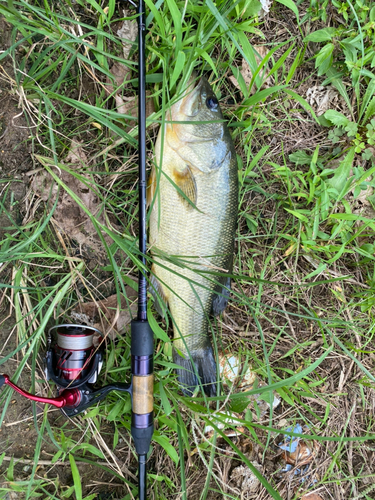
xmin=266 ymin=42 xmax=295 ymax=81
xmin=153 ymin=434 xmax=179 ymax=464
xmin=75 ymin=443 xmax=105 ymax=459
xmin=145 ymin=0 xmax=165 ymax=37
xmin=159 ymin=381 xmax=172 ymax=416
xmin=165 ymin=0 xmax=182 ymax=53
xmin=85 ymin=0 xmax=106 ymax=16
xmin=328 ymin=147 xmax=355 ymax=193
xmin=107 ymin=400 xmax=125 ymax=421
xmin=324 ymin=109 xmax=350 ymax=127
xmin=323 ymin=68 xmax=352 ymax=112
xmin=242 ymin=85 xmax=286 ymax=106
xmin=316 ymin=43 xmax=334 ymax=75
xmin=304 ymin=263 xmax=327 ymax=280
xmin=363 ymin=96 xmax=375 ymax=125
xmin=289 ymin=150 xmax=312 ymax=165
xmin=244 ymin=145 xmax=269 ymax=179
xmin=51 ymin=450 xmax=64 ymax=464
xmin=241 ymin=0 xmax=262 ymax=18
xmin=284 ymin=208 xmax=309 ymax=222
xmin=148 ymin=305 xmax=170 ymax=343
xmin=286 ymin=47 xmax=302 ymax=84
xmin=69 ymin=454 xmax=82 ymax=500
xmin=304 ymin=27 xmax=336 ymax=42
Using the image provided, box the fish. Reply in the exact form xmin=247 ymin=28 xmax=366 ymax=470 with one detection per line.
xmin=148 ymin=76 xmax=238 ymax=396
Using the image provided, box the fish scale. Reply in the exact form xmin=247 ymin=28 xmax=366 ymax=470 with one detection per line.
xmin=148 ymin=77 xmax=238 ymax=395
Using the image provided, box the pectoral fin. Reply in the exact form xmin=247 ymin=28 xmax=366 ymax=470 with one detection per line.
xmin=173 ymin=164 xmax=197 ymax=208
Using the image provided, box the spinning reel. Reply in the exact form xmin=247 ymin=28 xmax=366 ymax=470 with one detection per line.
xmin=0 ymin=324 xmax=131 ymax=417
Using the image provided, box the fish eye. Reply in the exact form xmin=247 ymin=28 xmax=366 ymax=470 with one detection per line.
xmin=206 ymin=96 xmax=219 ymax=110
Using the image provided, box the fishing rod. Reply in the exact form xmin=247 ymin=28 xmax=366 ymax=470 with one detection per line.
xmin=127 ymin=0 xmax=154 ymax=497
xmin=0 ymin=1 xmax=153 ymax=498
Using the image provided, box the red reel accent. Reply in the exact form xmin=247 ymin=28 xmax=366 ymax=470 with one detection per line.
xmin=1 ymin=375 xmax=81 ymax=409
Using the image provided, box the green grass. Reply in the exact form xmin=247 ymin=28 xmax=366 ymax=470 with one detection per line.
xmin=1 ymin=0 xmax=375 ymax=498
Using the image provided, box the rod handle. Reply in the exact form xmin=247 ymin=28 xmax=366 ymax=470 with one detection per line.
xmin=131 ymin=422 xmax=154 ymax=456
xmin=131 ymin=320 xmax=153 ymax=356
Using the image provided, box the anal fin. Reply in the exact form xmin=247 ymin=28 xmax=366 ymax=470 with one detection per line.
xmin=211 ymin=276 xmax=231 ymax=316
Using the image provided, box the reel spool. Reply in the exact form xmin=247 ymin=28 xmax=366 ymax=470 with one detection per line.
xmin=46 ymin=324 xmax=103 ymax=389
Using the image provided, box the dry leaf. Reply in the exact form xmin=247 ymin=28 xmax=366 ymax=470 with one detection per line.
xmin=231 ymin=463 xmax=263 ymax=497
xmin=115 ymin=94 xmax=132 ymax=115
xmin=32 ymin=138 xmax=120 ymax=251
xmin=230 ymin=46 xmax=271 ymax=95
xmin=66 ymin=139 xmax=88 ymax=163
xmin=106 ymin=61 xmax=132 ymax=95
xmin=260 ymin=0 xmax=273 ymax=14
xmin=115 ymin=92 xmax=156 ymax=129
xmin=301 ymin=494 xmax=323 ymax=500
xmin=117 ymin=16 xmax=137 ymax=60
xmin=306 ymin=86 xmax=339 ymax=116
xmin=71 ymin=287 xmax=138 ymax=339
xmin=105 ymin=15 xmax=137 ymax=96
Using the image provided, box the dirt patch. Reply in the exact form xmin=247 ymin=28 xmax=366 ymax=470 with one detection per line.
xmin=0 ymin=87 xmax=31 ymax=241
xmin=0 ymin=317 xmax=41 ymax=457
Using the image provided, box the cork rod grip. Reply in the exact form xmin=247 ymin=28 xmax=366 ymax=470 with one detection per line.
xmin=132 ymin=375 xmax=154 ymax=414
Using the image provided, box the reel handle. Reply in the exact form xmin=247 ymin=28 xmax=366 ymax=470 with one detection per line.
xmin=0 ymin=373 xmax=132 ymax=415
xmin=0 ymin=374 xmax=81 ymax=408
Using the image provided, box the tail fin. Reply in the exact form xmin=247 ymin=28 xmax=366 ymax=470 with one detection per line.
xmin=173 ymin=345 xmax=217 ymax=396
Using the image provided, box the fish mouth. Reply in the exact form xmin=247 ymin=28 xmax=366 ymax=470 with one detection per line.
xmin=179 ymin=78 xmax=203 ymax=117
xmin=179 ymin=77 xmax=214 ymax=118
xmin=168 ymin=76 xmax=223 ymax=143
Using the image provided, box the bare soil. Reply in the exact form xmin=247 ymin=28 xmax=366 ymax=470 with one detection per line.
xmin=0 ymin=18 xmax=31 ymax=240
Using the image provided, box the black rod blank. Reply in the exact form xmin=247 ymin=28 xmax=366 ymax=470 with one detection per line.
xmin=130 ymin=1 xmax=154 ymax=499
xmin=138 ymin=453 xmax=147 ymax=500
xmin=137 ymin=0 xmax=147 ymax=322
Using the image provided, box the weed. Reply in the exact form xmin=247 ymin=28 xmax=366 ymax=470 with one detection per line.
xmin=0 ymin=0 xmax=375 ymax=499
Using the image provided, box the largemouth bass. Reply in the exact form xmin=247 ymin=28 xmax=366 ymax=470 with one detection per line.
xmin=148 ymin=77 xmax=238 ymax=396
